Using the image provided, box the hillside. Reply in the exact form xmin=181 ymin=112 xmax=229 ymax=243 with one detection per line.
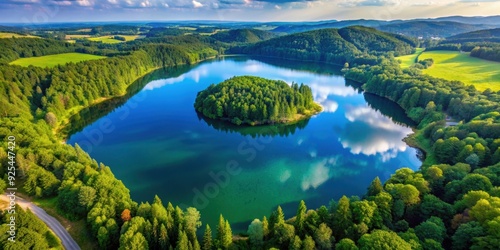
xmin=210 ymin=28 xmax=278 ymax=43
xmin=447 ymin=27 xmax=500 ymax=42
xmin=378 ymin=21 xmax=492 ymax=38
xmin=232 ymin=26 xmax=415 ymax=65
xmin=271 ymin=19 xmax=391 ymax=34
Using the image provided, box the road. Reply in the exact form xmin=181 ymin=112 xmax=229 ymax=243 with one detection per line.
xmin=1 ymin=193 xmax=81 ymax=250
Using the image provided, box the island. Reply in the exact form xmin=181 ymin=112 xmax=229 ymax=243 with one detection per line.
xmin=194 ymin=76 xmax=322 ymax=125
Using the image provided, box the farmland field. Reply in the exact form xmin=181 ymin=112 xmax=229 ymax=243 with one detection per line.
xmin=0 ymin=32 xmax=38 ymax=38
xmin=396 ymin=48 xmax=424 ymax=68
xmin=87 ymin=35 xmax=143 ymax=43
xmin=419 ymin=50 xmax=500 ymax=91
xmin=9 ymin=53 xmax=107 ymax=68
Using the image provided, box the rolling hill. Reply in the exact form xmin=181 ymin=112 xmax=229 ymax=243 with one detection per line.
xmin=447 ymin=27 xmax=500 ymax=42
xmin=231 ymin=26 xmax=415 ymax=65
xmin=210 ymin=29 xmax=278 ymax=43
xmin=378 ymin=21 xmax=494 ymax=38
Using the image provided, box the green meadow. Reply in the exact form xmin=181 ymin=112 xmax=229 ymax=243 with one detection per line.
xmin=396 ymin=48 xmax=424 ymax=68
xmin=87 ymin=35 xmax=142 ymax=44
xmin=10 ymin=53 xmax=107 ymax=68
xmin=0 ymin=32 xmax=38 ymax=38
xmin=418 ymin=50 xmax=500 ymax=91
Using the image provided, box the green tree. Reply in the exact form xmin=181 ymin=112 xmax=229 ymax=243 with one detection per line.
xmin=248 ymin=219 xmax=264 ymax=247
xmin=314 ymin=223 xmax=334 ymax=249
xmin=335 ymin=238 xmax=359 ymax=250
xmin=452 ymin=221 xmax=485 ymax=250
xmin=333 ymin=196 xmax=353 ymax=239
xmin=358 ymin=230 xmax=411 ymax=250
xmin=302 ymin=235 xmax=315 ymax=250
xmin=295 ymin=200 xmax=307 ymax=237
xmin=367 ymin=177 xmax=384 ymax=197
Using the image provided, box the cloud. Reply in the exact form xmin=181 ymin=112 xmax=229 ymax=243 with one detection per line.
xmin=192 ymin=0 xmax=203 ymax=7
xmin=338 ymin=0 xmax=401 ymax=7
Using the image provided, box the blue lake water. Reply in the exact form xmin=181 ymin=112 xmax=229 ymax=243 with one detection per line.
xmin=67 ymin=56 xmax=420 ymax=231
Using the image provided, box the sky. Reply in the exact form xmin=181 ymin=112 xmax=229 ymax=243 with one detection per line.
xmin=0 ymin=0 xmax=499 ymax=23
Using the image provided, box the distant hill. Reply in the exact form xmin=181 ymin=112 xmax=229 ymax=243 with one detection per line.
xmin=447 ymin=27 xmax=500 ymax=42
xmin=231 ymin=26 xmax=415 ymax=66
xmin=211 ymin=29 xmax=278 ymax=43
xmin=377 ymin=21 xmax=494 ymax=38
xmin=422 ymin=15 xmax=500 ymax=25
xmin=271 ymin=20 xmax=395 ymax=34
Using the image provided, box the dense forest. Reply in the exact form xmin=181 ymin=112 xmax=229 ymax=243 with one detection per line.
xmin=231 ymin=26 xmax=416 ymax=66
xmin=1 ymin=25 xmax=500 ymax=250
xmin=194 ymin=76 xmax=321 ymax=125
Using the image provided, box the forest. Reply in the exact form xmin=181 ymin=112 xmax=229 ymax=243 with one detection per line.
xmin=194 ymin=76 xmax=321 ymax=125
xmin=0 ymin=25 xmax=500 ymax=249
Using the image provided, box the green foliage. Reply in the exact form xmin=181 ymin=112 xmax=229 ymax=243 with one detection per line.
xmin=0 ymin=205 xmax=61 ymax=249
xmin=202 ymin=224 xmax=212 ymax=250
xmin=414 ymin=217 xmax=446 ymax=243
xmin=194 ymin=76 xmax=321 ymax=125
xmin=358 ymin=230 xmax=411 ymax=250
xmin=335 ymin=238 xmax=359 ymax=250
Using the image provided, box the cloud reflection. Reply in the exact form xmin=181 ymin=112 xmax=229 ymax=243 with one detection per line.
xmin=143 ymin=67 xmax=209 ymax=90
xmin=338 ymin=105 xmax=412 ymax=161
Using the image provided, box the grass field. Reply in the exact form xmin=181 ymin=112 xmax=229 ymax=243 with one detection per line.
xmin=396 ymin=48 xmax=424 ymax=68
xmin=87 ymin=35 xmax=143 ymax=43
xmin=65 ymin=34 xmax=90 ymax=39
xmin=418 ymin=50 xmax=500 ymax=91
xmin=10 ymin=53 xmax=107 ymax=67
xmin=0 ymin=32 xmax=38 ymax=38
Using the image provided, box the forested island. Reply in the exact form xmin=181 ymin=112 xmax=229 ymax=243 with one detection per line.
xmin=194 ymin=76 xmax=322 ymax=125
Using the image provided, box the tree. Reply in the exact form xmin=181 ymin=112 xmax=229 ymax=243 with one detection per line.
xmin=414 ymin=217 xmax=446 ymax=244
xmin=302 ymin=235 xmax=315 ymax=250
xmin=452 ymin=221 xmax=485 ymax=250
xmin=295 ymin=200 xmax=307 ymax=237
xmin=357 ymin=230 xmax=411 ymax=250
xmin=367 ymin=177 xmax=383 ymax=197
xmin=314 ymin=223 xmax=334 ymax=249
xmin=336 ymin=238 xmax=359 ymax=250
xmin=176 ymin=230 xmax=190 ymax=250
xmin=184 ymin=207 xmax=202 ymax=242
xmin=248 ymin=219 xmax=264 ymax=247
xmin=333 ymin=196 xmax=353 ymax=239
xmin=45 ymin=112 xmax=57 ymax=127
xmin=289 ymin=235 xmax=302 ymax=250
xmin=121 ymin=209 xmax=132 ymax=222
xmin=202 ymin=224 xmax=212 ymax=250
xmin=216 ymin=215 xmax=232 ymax=249
xmin=386 ymin=183 xmax=420 ymax=206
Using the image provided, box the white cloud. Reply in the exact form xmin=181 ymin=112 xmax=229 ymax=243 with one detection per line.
xmin=192 ymin=0 xmax=203 ymax=7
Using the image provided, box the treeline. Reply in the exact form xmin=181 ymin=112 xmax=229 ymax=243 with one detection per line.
xmin=470 ymin=46 xmax=500 ymax=62
xmin=194 ymin=76 xmax=321 ymax=125
xmin=230 ymin=26 xmax=415 ymax=66
xmin=0 ymin=38 xmax=75 ymax=63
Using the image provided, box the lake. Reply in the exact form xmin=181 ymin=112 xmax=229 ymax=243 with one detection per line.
xmin=67 ymin=56 xmax=421 ymax=232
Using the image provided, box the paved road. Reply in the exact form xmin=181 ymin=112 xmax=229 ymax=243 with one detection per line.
xmin=1 ymin=194 xmax=81 ymax=250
